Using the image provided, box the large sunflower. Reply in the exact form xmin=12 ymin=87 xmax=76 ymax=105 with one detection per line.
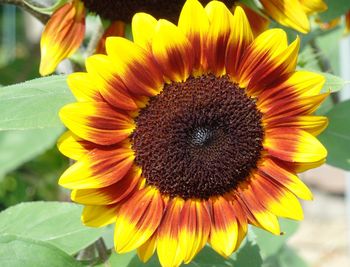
xmin=58 ymin=0 xmax=328 ymax=266
xmin=39 ymin=0 xmax=326 ymax=76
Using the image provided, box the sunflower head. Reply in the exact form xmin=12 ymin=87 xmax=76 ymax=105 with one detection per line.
xmin=58 ymin=0 xmax=328 ymax=266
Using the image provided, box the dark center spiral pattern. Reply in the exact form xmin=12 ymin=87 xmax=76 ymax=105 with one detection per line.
xmin=132 ymin=74 xmax=264 ymax=199
xmin=81 ymin=0 xmax=237 ymax=22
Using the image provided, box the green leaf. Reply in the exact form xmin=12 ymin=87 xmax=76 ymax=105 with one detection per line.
xmin=0 ymin=127 xmax=63 ymax=178
xmin=0 ymin=201 xmax=104 ymax=255
xmin=319 ymin=100 xmax=350 ymax=170
xmin=319 ymin=72 xmax=349 ymax=93
xmin=0 ymin=75 xmax=74 ymax=131
xmin=319 ymin=0 xmax=350 ymax=22
xmin=0 ymin=235 xmax=82 ymax=267
xmin=252 ymin=219 xmax=299 ymax=259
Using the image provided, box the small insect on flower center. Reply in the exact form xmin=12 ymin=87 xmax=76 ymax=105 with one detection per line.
xmin=132 ymin=74 xmax=264 ymax=199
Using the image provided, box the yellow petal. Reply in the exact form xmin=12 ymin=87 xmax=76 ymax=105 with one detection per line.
xmin=299 ymin=0 xmax=327 ymax=15
xmin=226 ymin=5 xmax=254 ymax=80
xmin=82 ymin=204 xmax=119 ymax=227
xmin=209 ymin=197 xmax=238 ymax=257
xmin=152 ymin=19 xmax=194 ymax=82
xmin=114 ymin=188 xmax=164 ymax=253
xmin=179 ymin=200 xmax=210 ymax=263
xmin=157 ymin=198 xmax=185 ymax=267
xmin=137 ymin=233 xmax=157 ymax=263
xmin=205 ymin=0 xmax=233 ymax=75
xmin=59 ymin=147 xmax=134 ymax=189
xmin=132 ymin=13 xmax=157 ymax=51
xmin=57 ymin=131 xmax=89 ymax=161
xmin=67 ymin=72 xmax=102 ymax=102
xmin=264 ymin=128 xmax=328 ymax=163
xmin=178 ymin=0 xmax=209 ymax=72
xmin=40 ymin=1 xmax=85 ymax=75
xmin=238 ymin=28 xmax=287 ymax=88
xmin=260 ymin=0 xmax=310 ymax=33
xmin=59 ymin=102 xmax=135 ymax=145
xmin=105 ymin=37 xmax=163 ymax=96
xmin=260 ymin=157 xmax=313 ymax=200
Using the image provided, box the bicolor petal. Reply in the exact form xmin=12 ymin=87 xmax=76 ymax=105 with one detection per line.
xmin=114 ymin=187 xmax=164 ymax=253
xmin=178 ymin=0 xmax=209 ymax=73
xmin=157 ymin=198 xmax=185 ymax=267
xmin=40 ymin=0 xmax=85 ymax=76
xmin=59 ymin=146 xmax=135 ymax=189
xmin=59 ymin=102 xmax=135 ymax=145
xmin=106 ymin=37 xmax=164 ymax=96
xmin=225 ymin=6 xmax=254 ymax=81
xmin=260 ymin=0 xmax=310 ymax=33
xmin=152 ymin=19 xmax=194 ymax=82
xmin=209 ymin=197 xmax=238 ymax=257
xmin=259 ymin=157 xmax=313 ymax=200
xmin=71 ymin=166 xmax=141 ymax=205
xmin=179 ymin=200 xmax=210 ymax=263
xmin=205 ymin=0 xmax=233 ymax=75
xmin=264 ymin=128 xmax=327 ymax=163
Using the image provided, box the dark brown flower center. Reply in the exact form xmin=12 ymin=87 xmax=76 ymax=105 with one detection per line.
xmin=81 ymin=0 xmax=236 ymax=22
xmin=131 ymin=74 xmax=264 ymax=199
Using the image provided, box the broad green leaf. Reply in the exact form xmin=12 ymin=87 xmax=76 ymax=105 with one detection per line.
xmin=0 ymin=75 xmax=74 ymax=131
xmin=0 ymin=201 xmax=104 ymax=255
xmin=252 ymin=219 xmax=299 ymax=259
xmin=319 ymin=72 xmax=349 ymax=93
xmin=0 ymin=235 xmax=82 ymax=267
xmin=319 ymin=0 xmax=350 ymax=22
xmin=0 ymin=127 xmax=63 ymax=178
xmin=319 ymin=100 xmax=350 ymax=170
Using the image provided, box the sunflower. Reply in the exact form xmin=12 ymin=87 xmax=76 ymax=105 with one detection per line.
xmin=58 ymin=0 xmax=328 ymax=266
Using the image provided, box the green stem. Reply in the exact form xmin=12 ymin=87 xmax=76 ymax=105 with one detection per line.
xmin=95 ymin=238 xmax=110 ymax=263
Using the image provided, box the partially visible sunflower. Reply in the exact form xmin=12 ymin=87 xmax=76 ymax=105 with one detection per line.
xmin=39 ymin=0 xmax=327 ymax=76
xmin=260 ymin=0 xmax=327 ymax=33
xmin=58 ymin=0 xmax=328 ymax=266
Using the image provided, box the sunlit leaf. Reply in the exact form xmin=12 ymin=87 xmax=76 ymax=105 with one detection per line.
xmin=0 ymin=202 xmax=104 ymax=255
xmin=0 ymin=75 xmax=74 ymax=130
xmin=0 ymin=235 xmax=82 ymax=267
xmin=0 ymin=127 xmax=63 ymax=178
